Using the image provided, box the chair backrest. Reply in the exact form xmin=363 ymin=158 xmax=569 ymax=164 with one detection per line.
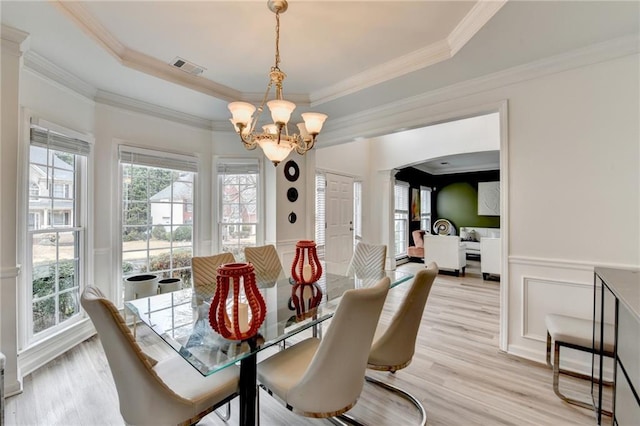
xmin=368 ymin=263 xmax=438 ymax=371
xmin=80 ymin=286 xmax=192 ymax=425
xmin=244 ymin=245 xmax=284 ymax=286
xmin=192 ymin=252 xmax=235 ymax=305
xmin=346 ymin=242 xmax=387 ymax=277
xmin=287 ymin=277 xmax=390 ymax=415
xmin=423 ymin=235 xmax=463 ymax=269
xmin=412 ymin=230 xmax=426 ymax=248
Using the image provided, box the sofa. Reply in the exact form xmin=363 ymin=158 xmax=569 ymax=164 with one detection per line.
xmin=459 ymin=227 xmax=500 ymax=258
xmin=480 ymin=237 xmax=501 ymax=280
xmin=423 ymin=235 xmax=467 ymax=276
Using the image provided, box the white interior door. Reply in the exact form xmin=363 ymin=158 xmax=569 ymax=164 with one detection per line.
xmin=325 ymin=173 xmax=354 ymax=274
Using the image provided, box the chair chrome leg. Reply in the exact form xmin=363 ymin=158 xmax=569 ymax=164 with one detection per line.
xmin=551 ymin=342 xmax=612 ymax=415
xmin=214 ymin=402 xmax=231 ymax=422
xmin=334 ymin=414 xmax=367 ymax=426
xmin=364 ymin=375 xmax=427 ymax=426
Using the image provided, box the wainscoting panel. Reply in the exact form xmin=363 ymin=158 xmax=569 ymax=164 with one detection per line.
xmin=522 ymin=277 xmax=592 ymax=342
xmin=508 ymin=257 xmax=595 ymax=367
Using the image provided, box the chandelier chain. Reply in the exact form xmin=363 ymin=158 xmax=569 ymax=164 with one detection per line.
xmin=274 ymin=11 xmax=281 ymax=71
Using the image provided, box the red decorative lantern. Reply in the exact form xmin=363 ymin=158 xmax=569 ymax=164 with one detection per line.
xmin=289 ymin=282 xmax=323 ymax=321
xmin=209 ymin=263 xmax=266 ymax=341
xmin=291 ymin=240 xmax=322 ymax=284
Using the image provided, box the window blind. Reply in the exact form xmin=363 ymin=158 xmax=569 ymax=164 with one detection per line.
xmin=315 ymin=173 xmax=326 ymax=250
xmin=394 ymin=181 xmax=409 ymax=211
xmin=216 ymin=158 xmax=260 ymax=175
xmin=30 ymin=125 xmax=91 ymax=156
xmin=119 ymin=145 xmax=198 ymax=173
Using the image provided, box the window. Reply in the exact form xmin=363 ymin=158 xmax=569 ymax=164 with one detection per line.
xmin=353 ymin=180 xmax=362 ymax=246
xmin=315 ymin=173 xmax=326 ymax=259
xmin=27 ymin=123 xmax=90 ymax=339
xmin=420 ymin=186 xmax=432 ymax=233
xmin=218 ymin=159 xmax=260 ymax=261
xmin=119 ymin=146 xmax=197 ymax=290
xmin=394 ymin=182 xmax=409 ymax=258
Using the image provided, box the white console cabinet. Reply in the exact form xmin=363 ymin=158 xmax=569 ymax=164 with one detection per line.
xmin=593 ymin=267 xmax=640 ymax=425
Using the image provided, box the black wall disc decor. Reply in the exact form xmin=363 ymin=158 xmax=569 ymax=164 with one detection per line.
xmin=283 ymin=160 xmax=300 ymax=182
xmin=288 ymin=212 xmax=297 ymax=223
xmin=287 ymin=187 xmax=298 ymax=202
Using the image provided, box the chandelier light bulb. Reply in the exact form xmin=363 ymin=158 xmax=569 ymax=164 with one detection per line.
xmin=262 ymin=124 xmax=278 ymax=135
xmin=267 ymin=100 xmax=296 ymax=125
xmin=228 ymin=101 xmax=256 ymax=127
xmin=301 ymin=112 xmax=328 ymax=135
xmin=296 ymin=122 xmax=310 ymax=140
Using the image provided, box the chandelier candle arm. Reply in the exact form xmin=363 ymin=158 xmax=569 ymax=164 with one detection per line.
xmin=227 ymin=0 xmax=328 ymax=166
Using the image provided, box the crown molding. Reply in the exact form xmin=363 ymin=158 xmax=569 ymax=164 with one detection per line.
xmin=53 ymin=1 xmax=125 ymax=58
xmin=95 ymin=90 xmax=214 ymax=131
xmin=52 ymin=0 xmax=504 ymax=108
xmin=23 ymin=51 xmax=97 ymax=99
xmin=318 ymin=34 xmax=640 ymax=146
xmin=418 ymin=163 xmax=500 ymax=175
xmin=310 ymin=1 xmax=507 ymax=107
xmin=52 ymin=1 xmax=240 ymax=102
xmin=310 ymin=39 xmax=452 ymax=107
xmin=448 ymin=0 xmax=507 ymax=56
xmin=1 ymin=24 xmax=30 ymax=56
xmin=21 ymin=48 xmax=216 ymax=131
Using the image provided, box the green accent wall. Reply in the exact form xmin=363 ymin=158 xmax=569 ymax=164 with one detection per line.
xmin=436 ymin=182 xmax=500 ymax=230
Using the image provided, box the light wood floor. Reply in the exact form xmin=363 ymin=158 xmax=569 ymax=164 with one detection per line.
xmin=5 ymin=261 xmax=598 ymax=425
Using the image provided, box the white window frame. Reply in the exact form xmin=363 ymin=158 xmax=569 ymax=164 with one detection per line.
xmin=315 ymin=173 xmax=326 ymax=259
xmin=420 ymin=186 xmax=432 ymax=233
xmin=394 ymin=181 xmax=410 ymax=259
xmin=22 ymin=119 xmax=92 ymax=345
xmin=353 ymin=180 xmax=362 ymax=246
xmin=214 ymin=158 xmax=263 ymax=260
xmin=118 ymin=145 xmax=199 ymax=304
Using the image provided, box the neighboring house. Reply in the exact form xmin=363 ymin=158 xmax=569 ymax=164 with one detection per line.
xmin=149 ymin=174 xmax=193 ymax=231
xmin=28 ymin=149 xmax=74 ymax=230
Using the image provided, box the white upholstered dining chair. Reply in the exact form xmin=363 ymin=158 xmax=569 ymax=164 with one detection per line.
xmin=346 ymin=242 xmax=387 ymax=277
xmin=191 ymin=252 xmax=236 ymax=306
xmin=257 ymin=276 xmax=390 ymax=419
xmin=365 ymin=262 xmax=438 ymax=426
xmin=244 ymin=244 xmax=284 ymax=286
xmin=81 ymin=286 xmax=239 ymax=426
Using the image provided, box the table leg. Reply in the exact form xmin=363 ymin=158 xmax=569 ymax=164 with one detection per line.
xmin=239 ymin=338 xmax=258 ymax=426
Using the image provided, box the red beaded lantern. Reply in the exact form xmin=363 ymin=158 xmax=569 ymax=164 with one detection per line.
xmin=290 ymin=282 xmax=323 ymax=321
xmin=209 ymin=262 xmax=266 ymax=341
xmin=291 ymin=240 xmax=322 ymax=284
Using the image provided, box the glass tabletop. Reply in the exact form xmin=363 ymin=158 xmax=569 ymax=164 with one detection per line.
xmin=125 ymin=269 xmax=414 ymax=376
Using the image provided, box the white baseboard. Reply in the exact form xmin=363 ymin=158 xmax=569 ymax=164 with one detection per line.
xmin=507 ymin=343 xmax=614 ymax=381
xmin=18 ymin=318 xmax=96 ymax=377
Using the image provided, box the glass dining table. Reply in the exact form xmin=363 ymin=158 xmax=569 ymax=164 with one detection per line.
xmin=125 ymin=268 xmax=414 ymax=426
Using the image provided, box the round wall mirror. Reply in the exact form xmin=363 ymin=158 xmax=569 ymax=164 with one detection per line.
xmin=284 ymin=160 xmax=300 ymax=182
xmin=287 ymin=187 xmax=298 ymax=202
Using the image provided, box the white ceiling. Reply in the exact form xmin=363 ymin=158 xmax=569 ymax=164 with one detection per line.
xmin=2 ymin=0 xmax=639 ymax=166
xmin=413 ymin=151 xmax=500 ymax=175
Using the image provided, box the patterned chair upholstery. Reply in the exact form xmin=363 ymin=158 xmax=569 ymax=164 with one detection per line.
xmin=244 ymin=245 xmax=285 ymax=286
xmin=346 ymin=242 xmax=387 ymax=278
xmin=191 ymin=253 xmax=236 ymax=306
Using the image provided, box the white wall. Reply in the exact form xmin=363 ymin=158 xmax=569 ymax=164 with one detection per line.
xmin=320 ymin=51 xmax=639 ymax=369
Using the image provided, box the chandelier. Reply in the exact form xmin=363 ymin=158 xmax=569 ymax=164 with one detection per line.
xmin=228 ymin=0 xmax=328 ymax=166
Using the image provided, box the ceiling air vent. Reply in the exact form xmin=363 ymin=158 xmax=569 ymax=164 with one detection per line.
xmin=170 ymin=57 xmax=206 ymax=76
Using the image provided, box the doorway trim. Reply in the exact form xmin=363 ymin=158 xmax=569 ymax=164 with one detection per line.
xmin=382 ymin=99 xmax=509 ymax=351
